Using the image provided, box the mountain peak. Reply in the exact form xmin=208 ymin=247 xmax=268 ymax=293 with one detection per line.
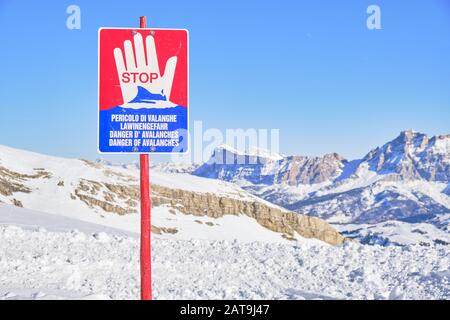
xmin=400 ymin=129 xmax=418 ymax=135
xmin=397 ymin=129 xmax=426 ymax=142
xmin=361 ymin=130 xmax=449 ymax=181
xmin=195 ymin=144 xmax=346 ymax=186
xmin=214 ymin=144 xmax=283 ymax=161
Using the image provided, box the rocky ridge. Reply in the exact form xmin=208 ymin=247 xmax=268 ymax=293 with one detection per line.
xmin=0 ymin=145 xmax=345 ymax=245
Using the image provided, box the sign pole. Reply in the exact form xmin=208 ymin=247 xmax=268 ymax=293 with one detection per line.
xmin=99 ymin=18 xmax=187 ymax=299
xmin=139 ymin=16 xmax=152 ymax=301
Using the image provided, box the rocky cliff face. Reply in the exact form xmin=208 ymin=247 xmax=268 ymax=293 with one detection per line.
xmin=194 ymin=145 xmax=346 ymax=186
xmin=361 ymin=130 xmax=450 ymax=181
xmin=274 ymin=153 xmax=345 ymax=185
xmin=73 ymin=178 xmax=346 ymax=245
xmin=150 ymin=184 xmax=346 ymax=245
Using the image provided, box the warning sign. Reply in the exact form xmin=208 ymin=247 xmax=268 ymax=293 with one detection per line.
xmin=98 ymin=28 xmax=188 ymax=153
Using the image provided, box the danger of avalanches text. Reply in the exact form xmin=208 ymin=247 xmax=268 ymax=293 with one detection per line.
xmin=108 ymin=114 xmax=179 ymax=147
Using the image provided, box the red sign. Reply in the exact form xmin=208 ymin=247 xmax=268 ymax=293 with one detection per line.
xmin=98 ymin=28 xmax=188 ymax=153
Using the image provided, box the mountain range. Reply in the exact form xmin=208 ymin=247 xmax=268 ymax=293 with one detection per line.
xmin=0 ymin=130 xmax=449 ymax=246
xmin=191 ymin=130 xmax=450 ymax=243
xmin=0 ymin=130 xmax=449 ymax=299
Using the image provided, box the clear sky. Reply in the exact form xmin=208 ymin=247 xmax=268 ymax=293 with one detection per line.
xmin=0 ymin=0 xmax=449 ymax=163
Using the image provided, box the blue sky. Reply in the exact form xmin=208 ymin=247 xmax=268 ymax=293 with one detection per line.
xmin=0 ymin=0 xmax=449 ymax=163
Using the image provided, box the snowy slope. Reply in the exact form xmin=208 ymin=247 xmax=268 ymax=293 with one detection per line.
xmin=0 ymin=203 xmax=303 ymax=245
xmin=0 ymin=203 xmax=134 ymax=237
xmin=287 ymin=179 xmax=450 ymax=224
xmin=0 ymin=144 xmax=332 ymax=244
xmin=1 ymin=204 xmax=448 ymax=300
xmin=0 ymin=145 xmax=269 ymax=223
xmin=336 ymin=220 xmax=450 ymax=246
xmin=151 ymin=205 xmax=317 ymax=243
xmin=0 ymin=143 xmax=265 ymax=203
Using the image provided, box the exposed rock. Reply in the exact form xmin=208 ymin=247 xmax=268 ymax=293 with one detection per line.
xmin=74 ymin=179 xmax=137 ymax=215
xmin=103 ymin=191 xmax=115 ymax=202
xmin=0 ymin=150 xmax=346 ymax=245
xmin=195 ymin=131 xmax=450 ymax=187
xmin=0 ymin=166 xmax=32 ymax=196
xmin=150 ymin=184 xmax=346 ymax=245
xmin=362 ymin=130 xmax=450 ymax=181
xmin=103 ymin=169 xmax=138 ymax=182
xmin=282 ymin=233 xmax=296 ymax=241
xmin=70 ymin=178 xmax=345 ymax=245
xmin=0 ymin=178 xmax=30 ymax=196
xmin=80 ymin=159 xmax=102 ymax=169
xmin=194 ymin=145 xmax=345 ymax=186
xmin=12 ymin=198 xmax=23 ymax=207
xmin=151 ymin=225 xmax=178 ymax=235
xmin=1 ymin=166 xmax=51 ymax=181
xmin=193 ymin=132 xmax=450 ymax=229
xmin=78 ymin=179 xmax=103 ymax=195
xmin=75 ymin=189 xmax=132 ymax=215
xmin=32 ymin=168 xmax=52 ymax=179
xmin=275 ymin=153 xmax=345 ymax=185
xmin=103 ymin=183 xmax=139 ymax=200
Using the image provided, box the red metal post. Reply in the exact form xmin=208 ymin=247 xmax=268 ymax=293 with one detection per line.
xmin=139 ymin=15 xmax=152 ymax=301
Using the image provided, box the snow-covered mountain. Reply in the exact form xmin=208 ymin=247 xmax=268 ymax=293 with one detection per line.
xmin=193 ymin=131 xmax=450 ymax=236
xmin=0 ymin=144 xmax=344 ymax=245
xmin=362 ymin=130 xmax=450 ymax=181
xmin=194 ymin=144 xmax=345 ymax=186
xmin=0 ymin=143 xmax=448 ymax=300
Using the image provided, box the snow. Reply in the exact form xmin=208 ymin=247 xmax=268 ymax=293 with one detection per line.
xmin=0 ymin=203 xmax=134 ymax=237
xmin=246 ymin=146 xmax=284 ymax=161
xmin=319 ymin=162 xmax=383 ymax=196
xmin=149 ymin=161 xmax=199 ymax=174
xmin=244 ymin=181 xmax=332 ymax=205
xmin=152 ymin=205 xmax=311 ymax=243
xmin=432 ymin=136 xmax=450 ymax=155
xmin=374 ymin=180 xmax=450 ymax=209
xmin=0 ymin=143 xmax=257 ymax=202
xmin=150 ymin=171 xmax=258 ymax=201
xmin=335 ymin=220 xmax=450 ymax=246
xmin=0 ymin=202 xmax=299 ymax=244
xmin=215 ymin=144 xmax=283 ymax=161
xmin=1 ymin=203 xmax=449 ymax=300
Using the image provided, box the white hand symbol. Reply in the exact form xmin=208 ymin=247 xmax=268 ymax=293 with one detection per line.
xmin=113 ymin=32 xmax=178 ymax=104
